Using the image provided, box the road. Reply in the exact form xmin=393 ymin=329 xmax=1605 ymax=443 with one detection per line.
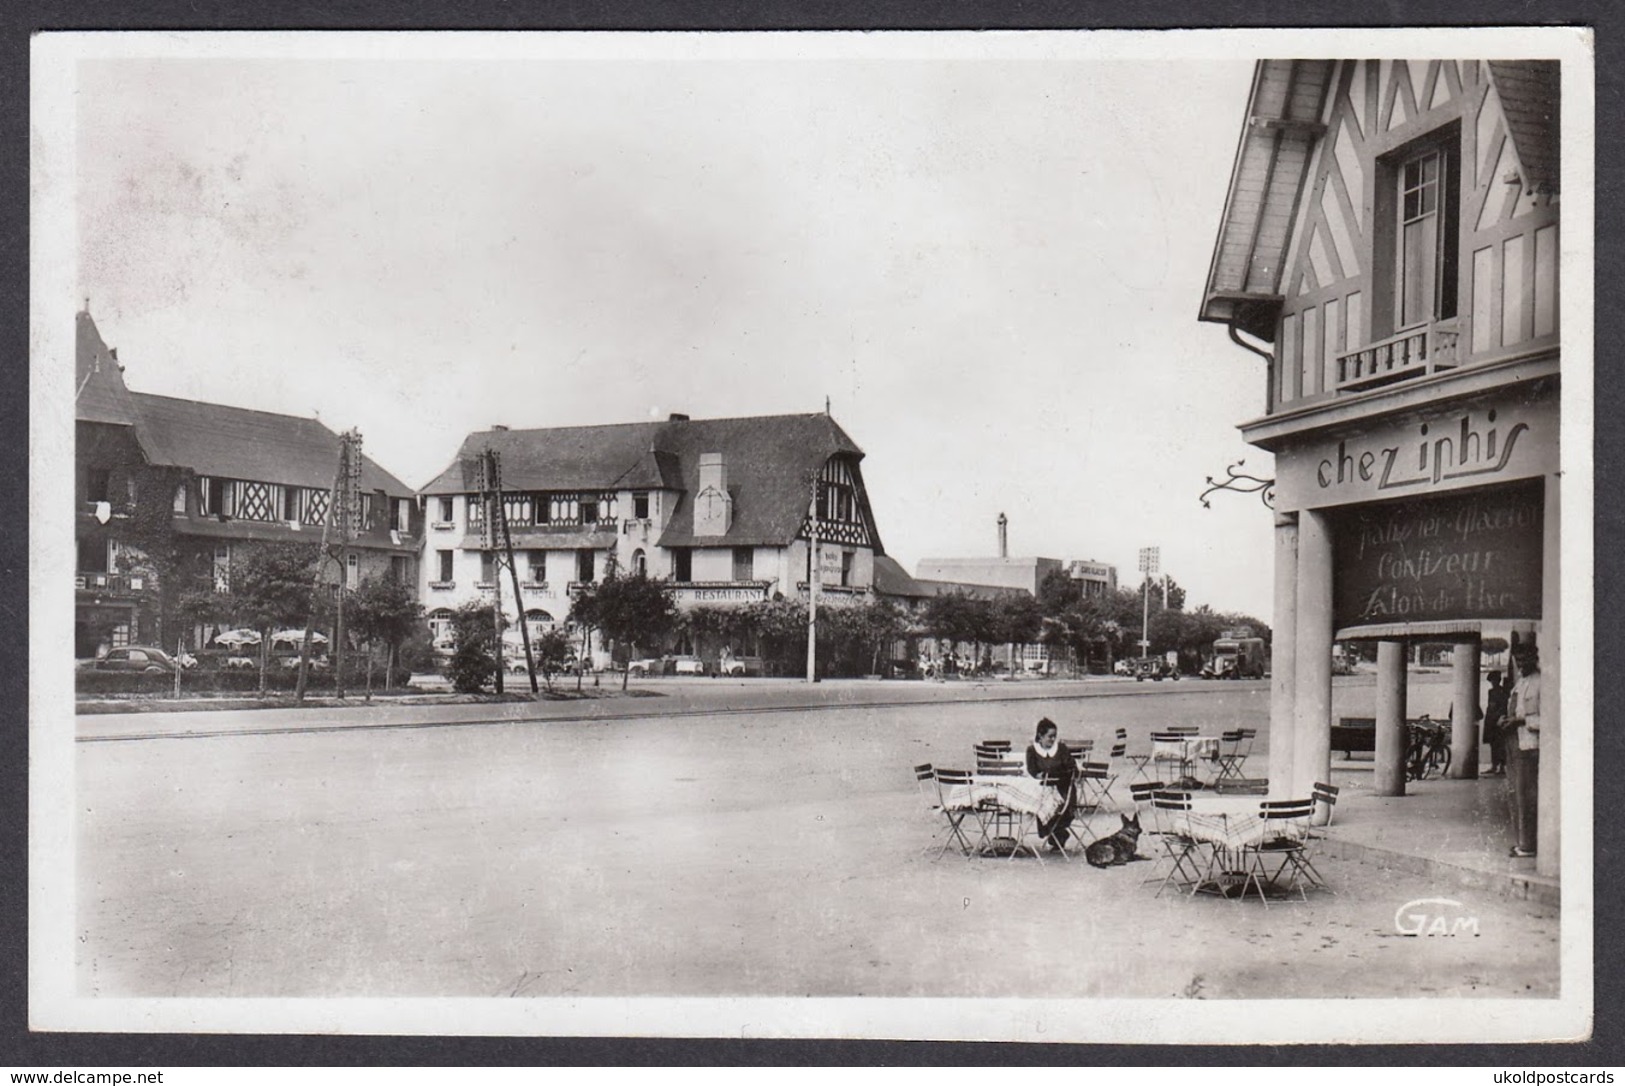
xmin=75 ymin=676 xmax=1557 ymax=1000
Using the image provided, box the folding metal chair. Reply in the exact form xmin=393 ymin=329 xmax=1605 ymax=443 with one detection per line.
xmin=1149 ymin=790 xmax=1206 ymax=898
xmin=930 ymin=768 xmax=984 ymax=860
xmin=1211 ymin=728 xmax=1257 ymax=786
xmin=1232 ymin=799 xmax=1323 ymax=906
xmin=1312 ymin=781 xmax=1340 ymax=826
xmin=1075 ymin=760 xmax=1117 ymax=812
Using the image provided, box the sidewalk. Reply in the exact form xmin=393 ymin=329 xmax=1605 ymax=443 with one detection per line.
xmin=1320 ymin=759 xmax=1558 ymax=906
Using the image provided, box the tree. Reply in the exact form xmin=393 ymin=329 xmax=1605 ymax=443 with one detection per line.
xmin=229 ymin=542 xmax=327 ymax=696
xmin=446 ymin=600 xmax=500 ymax=694
xmin=820 ymin=596 xmax=909 ymax=676
xmin=574 ymin=571 xmax=678 ymax=689
xmin=115 ymin=464 xmax=212 ymax=649
xmin=347 ymin=576 xmax=424 ymax=692
xmin=529 ymin=627 xmax=575 ymax=693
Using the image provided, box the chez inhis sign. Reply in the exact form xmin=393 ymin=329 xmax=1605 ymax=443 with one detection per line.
xmin=1273 ymin=394 xmax=1556 ymax=512
xmin=1330 ymin=478 xmax=1543 ymax=632
xmin=1315 ymin=410 xmax=1527 ymax=492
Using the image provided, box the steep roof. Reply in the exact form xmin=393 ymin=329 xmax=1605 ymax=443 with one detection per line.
xmin=74 ymin=311 xmax=143 ymax=428
xmin=1486 ymin=61 xmax=1560 ymax=195
xmin=74 ymin=310 xmax=412 ymax=496
xmin=129 ymin=391 xmax=412 ymax=495
xmin=1199 ymin=60 xmax=1337 ymax=339
xmin=424 ymin=413 xmax=875 ymax=551
xmin=1201 ymin=59 xmax=1560 ymax=338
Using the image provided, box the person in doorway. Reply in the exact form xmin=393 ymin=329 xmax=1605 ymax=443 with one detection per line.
xmin=1025 ymin=718 xmax=1078 ymax=852
xmin=1505 ymin=647 xmax=1541 ymax=858
xmin=1482 ymin=669 xmax=1512 ymax=776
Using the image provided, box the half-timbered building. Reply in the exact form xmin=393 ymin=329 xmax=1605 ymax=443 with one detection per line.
xmin=74 ymin=309 xmax=421 ymax=658
xmin=417 ymin=412 xmax=887 ymax=662
xmin=1200 ymin=60 xmax=1561 ymax=876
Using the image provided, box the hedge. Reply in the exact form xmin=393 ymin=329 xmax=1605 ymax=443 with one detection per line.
xmin=77 ymin=665 xmax=414 ymax=696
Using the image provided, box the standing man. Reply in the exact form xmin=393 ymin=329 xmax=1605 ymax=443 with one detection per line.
xmin=1482 ymin=669 xmax=1513 ymax=776
xmin=1505 ymin=646 xmax=1542 ymax=858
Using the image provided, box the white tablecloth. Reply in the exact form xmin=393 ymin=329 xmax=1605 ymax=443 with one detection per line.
xmin=944 ymin=776 xmax=1064 ymax=822
xmin=1179 ymin=795 xmax=1303 ymax=850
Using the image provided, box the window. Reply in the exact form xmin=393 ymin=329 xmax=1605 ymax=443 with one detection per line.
xmin=428 ymin=608 xmax=453 ymax=646
xmin=86 ymin=468 xmax=110 ymax=504
xmin=841 ymin=550 xmax=855 ymax=588
xmin=395 ymin=499 xmax=412 ymax=533
xmin=631 ymin=549 xmax=647 ymax=577
xmin=213 ymin=545 xmax=231 ymax=593
xmin=468 ymin=497 xmax=485 ymax=529
xmin=673 ymin=547 xmax=692 ymax=582
xmin=173 ymin=484 xmax=188 ymax=516
xmin=77 ymin=537 xmax=109 ymax=574
xmin=390 ymin=555 xmax=411 ymax=583
xmin=480 ymin=551 xmax=497 ymax=585
xmin=732 ymin=546 xmax=754 ymax=582
xmin=437 ymin=549 xmax=454 ymax=583
xmin=438 ymin=496 xmax=454 ymax=523
xmin=576 ymin=549 xmax=595 ymax=583
xmin=633 ymin=492 xmax=650 ymax=519
xmin=528 ymin=551 xmax=547 ymax=584
xmin=503 ymin=494 xmax=533 ymax=526
xmin=580 ymin=497 xmax=599 ymax=525
xmin=1386 ymin=132 xmax=1460 ymax=332
xmin=110 ymin=623 xmax=131 ymax=649
xmin=359 ymin=493 xmax=376 ymax=530
xmin=346 ymin=552 xmax=360 ymax=589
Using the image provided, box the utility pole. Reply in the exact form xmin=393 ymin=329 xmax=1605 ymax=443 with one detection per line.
xmin=1138 ymin=545 xmax=1159 ymax=661
xmin=480 ymin=449 xmax=538 ymax=694
xmin=295 ymin=451 xmax=344 ymax=703
xmin=806 ymin=477 xmax=821 ymax=683
xmin=335 ymin=428 xmax=363 ymax=701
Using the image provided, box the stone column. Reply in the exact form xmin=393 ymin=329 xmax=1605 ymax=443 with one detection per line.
xmin=1449 ymin=640 xmax=1481 ymax=778
xmin=1374 ymin=640 xmax=1408 ymax=796
xmin=1537 ymin=473 xmax=1560 ymax=876
xmin=1293 ymin=508 xmax=1334 ymax=811
xmin=1269 ymin=512 xmax=1299 ymax=794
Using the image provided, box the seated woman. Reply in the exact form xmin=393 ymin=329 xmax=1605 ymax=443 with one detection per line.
xmin=1025 ymin=718 xmax=1079 ymax=851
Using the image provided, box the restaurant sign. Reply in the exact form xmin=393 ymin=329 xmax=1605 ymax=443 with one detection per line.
xmin=1273 ymin=393 xmax=1556 ymax=511
xmin=674 ymin=582 xmax=770 ymax=605
xmin=1330 ymin=479 xmax=1543 ymax=632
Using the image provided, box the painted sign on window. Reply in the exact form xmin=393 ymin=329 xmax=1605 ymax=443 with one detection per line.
xmin=1330 ymin=479 xmax=1543 ymax=631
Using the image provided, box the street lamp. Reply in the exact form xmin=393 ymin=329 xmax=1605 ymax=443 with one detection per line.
xmin=1138 ymin=546 xmax=1159 ymax=662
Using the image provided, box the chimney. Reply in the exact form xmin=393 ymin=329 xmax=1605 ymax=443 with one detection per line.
xmin=997 ymin=512 xmax=1008 ymax=558
xmin=699 ymin=452 xmax=727 ymax=494
xmin=669 ymin=412 xmax=690 ymax=422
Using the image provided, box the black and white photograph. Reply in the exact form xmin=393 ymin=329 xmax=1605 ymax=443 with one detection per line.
xmin=29 ymin=27 xmax=1593 ymax=1044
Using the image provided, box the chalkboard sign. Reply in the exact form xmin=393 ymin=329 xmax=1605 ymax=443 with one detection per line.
xmin=1331 ymin=478 xmax=1544 ymax=632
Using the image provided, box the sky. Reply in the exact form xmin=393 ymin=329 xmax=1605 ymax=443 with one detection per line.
xmin=69 ymin=35 xmax=1278 ymax=617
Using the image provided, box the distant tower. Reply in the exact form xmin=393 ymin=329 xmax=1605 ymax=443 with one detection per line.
xmin=997 ymin=512 xmax=1008 ymax=558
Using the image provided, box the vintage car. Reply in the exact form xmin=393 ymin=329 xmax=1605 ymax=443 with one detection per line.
xmin=1132 ymin=656 xmax=1179 ymax=682
xmin=94 ymin=646 xmax=183 ymax=673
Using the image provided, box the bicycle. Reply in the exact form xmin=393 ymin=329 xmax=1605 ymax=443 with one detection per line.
xmin=1404 ymin=714 xmax=1452 ymax=781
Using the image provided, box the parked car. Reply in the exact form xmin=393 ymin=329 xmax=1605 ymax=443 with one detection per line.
xmin=94 ymin=646 xmax=180 ymax=673
xmin=1113 ymin=658 xmax=1136 ymax=677
xmin=672 ymin=655 xmax=707 ymax=676
xmin=1132 ymin=656 xmax=1179 ymax=682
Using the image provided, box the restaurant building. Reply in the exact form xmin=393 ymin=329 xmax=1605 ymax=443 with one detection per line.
xmin=1199 ymin=60 xmax=1561 ymax=876
xmin=74 ymin=309 xmax=421 ymax=657
xmin=417 ymin=411 xmax=887 ymax=660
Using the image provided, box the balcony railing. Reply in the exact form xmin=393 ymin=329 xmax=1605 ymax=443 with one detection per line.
xmin=75 ymin=571 xmax=143 ymax=593
xmin=1334 ymin=320 xmax=1461 ymax=393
